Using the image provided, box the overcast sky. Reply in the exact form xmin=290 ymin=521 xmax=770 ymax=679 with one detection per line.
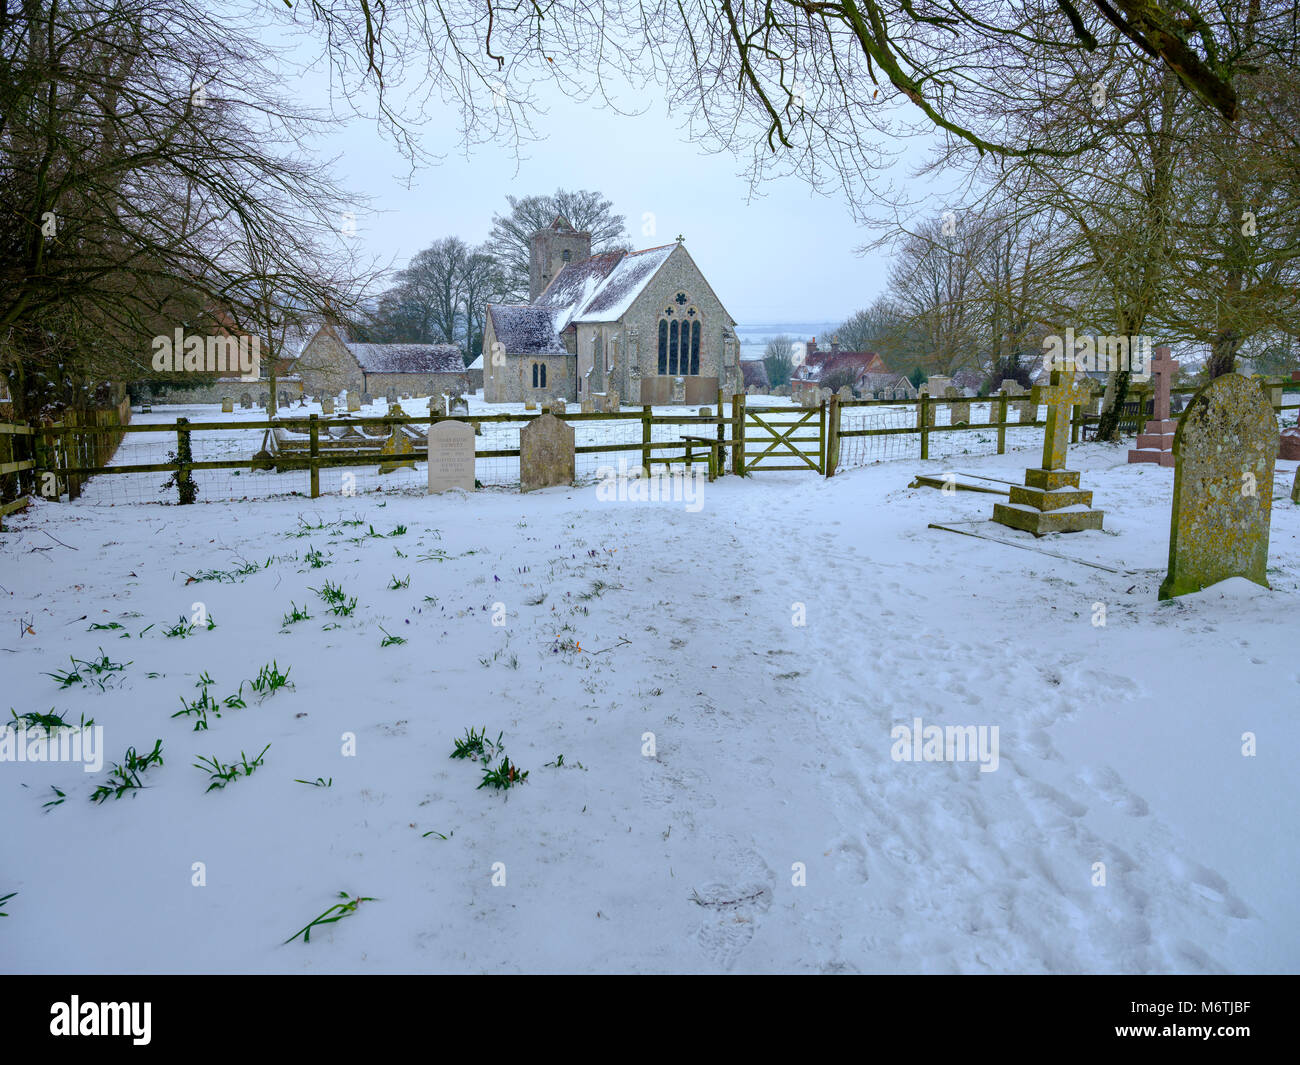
xmin=296 ymin=48 xmax=936 ymax=326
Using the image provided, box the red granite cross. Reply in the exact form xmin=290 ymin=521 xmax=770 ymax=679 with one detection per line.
xmin=1148 ymin=346 xmax=1178 ymax=422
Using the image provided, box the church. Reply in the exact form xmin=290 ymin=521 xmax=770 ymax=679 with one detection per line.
xmin=482 ymin=217 xmax=742 ymax=406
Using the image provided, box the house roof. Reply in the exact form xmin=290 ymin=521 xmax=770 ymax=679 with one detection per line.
xmin=819 ymin=352 xmax=886 ymax=378
xmin=341 ymin=338 xmax=465 ymax=374
xmin=487 ymin=306 xmax=569 ymax=355
xmin=467 ymin=354 xmax=483 ymax=371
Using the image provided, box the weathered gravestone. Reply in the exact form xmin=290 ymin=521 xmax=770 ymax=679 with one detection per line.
xmin=321 ymin=397 xmax=334 ymax=415
xmin=525 ymin=400 xmax=537 ymax=411
xmin=427 ymin=420 xmax=476 ymax=494
xmin=698 ymin=407 xmax=712 ymax=418
xmin=580 ymin=397 xmax=595 ymax=414
xmin=1128 ymin=346 xmax=1179 ymax=467
xmin=221 ymin=397 xmax=234 ymax=413
xmin=520 ymin=411 xmax=574 ymax=492
xmin=948 ymin=387 xmax=971 ymax=426
xmin=992 ymin=371 xmax=1104 ymax=535
xmin=378 ymin=426 xmax=416 ymax=474
xmin=837 ymin=386 xmax=854 ymax=403
xmin=259 ymin=391 xmax=270 ymax=409
xmin=671 ymin=377 xmax=686 ymax=404
xmin=604 ymin=390 xmax=620 ymax=413
xmin=240 ymin=392 xmax=253 ymax=409
xmin=348 ymin=393 xmax=361 ymax=413
xmin=1159 ymin=375 xmax=1278 ymax=599
xmin=549 ymin=397 xmax=566 ymax=415
xmin=386 ymin=387 xmax=398 ymax=404
xmin=279 ymin=392 xmax=290 ymax=409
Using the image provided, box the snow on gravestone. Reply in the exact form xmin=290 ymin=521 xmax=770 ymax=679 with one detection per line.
xmin=1159 ymin=374 xmax=1279 ymax=600
xmin=520 ymin=411 xmax=574 ymax=493
xmin=427 ymin=420 xmax=475 ymax=494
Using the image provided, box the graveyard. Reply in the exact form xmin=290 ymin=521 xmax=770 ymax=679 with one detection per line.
xmin=2 ymin=371 xmax=1297 ymax=974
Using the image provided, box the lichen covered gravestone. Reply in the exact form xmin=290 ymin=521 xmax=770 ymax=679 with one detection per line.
xmin=520 ymin=411 xmax=574 ymax=492
xmin=992 ymin=370 xmax=1104 ymax=535
xmin=1159 ymin=374 xmax=1278 ymax=599
xmin=427 ymin=420 xmax=475 ymax=493
xmin=221 ymin=397 xmax=234 ymax=413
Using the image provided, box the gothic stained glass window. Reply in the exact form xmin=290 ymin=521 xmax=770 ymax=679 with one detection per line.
xmin=659 ymin=310 xmax=701 ymax=376
xmin=669 ymin=320 xmax=680 ymax=375
xmin=532 ymin=363 xmax=538 ymax=388
xmin=658 ymin=320 xmax=668 ymax=374
xmin=532 ymin=363 xmax=547 ymax=388
xmin=675 ymin=292 xmax=688 ymax=305
xmin=690 ymin=320 xmax=700 ymax=375
xmin=540 ymin=364 xmax=547 ymax=388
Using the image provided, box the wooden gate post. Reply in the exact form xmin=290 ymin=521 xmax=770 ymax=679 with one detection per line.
xmin=919 ymin=393 xmax=930 ymax=460
xmin=732 ymin=392 xmax=746 ymax=475
xmin=997 ymin=394 xmax=1008 ymax=454
xmin=825 ymin=394 xmax=840 ymax=478
xmin=309 ymin=413 xmax=320 ymax=498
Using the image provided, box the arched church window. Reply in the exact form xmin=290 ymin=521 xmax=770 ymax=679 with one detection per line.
xmin=539 ymin=363 xmax=547 ymax=388
xmin=562 ymin=249 xmax=571 ymax=262
xmin=660 ymin=309 xmax=701 ymax=375
xmin=532 ymin=363 xmax=538 ymax=388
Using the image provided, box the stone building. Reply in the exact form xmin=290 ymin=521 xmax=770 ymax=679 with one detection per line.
xmin=287 ymin=323 xmax=469 ymax=398
xmin=483 ymin=216 xmax=742 ymax=406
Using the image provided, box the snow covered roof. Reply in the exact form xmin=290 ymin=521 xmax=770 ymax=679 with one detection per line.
xmin=467 ymin=354 xmax=483 ymax=371
xmin=487 ymin=306 xmax=569 ymax=355
xmin=572 ymin=245 xmax=677 ymax=323
xmin=341 ymin=338 xmax=466 ymax=374
xmin=534 ymin=251 xmax=624 ymax=333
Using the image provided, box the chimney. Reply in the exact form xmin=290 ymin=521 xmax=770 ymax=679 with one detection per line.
xmin=808 ymin=337 xmax=817 ymax=359
xmin=831 ymin=335 xmax=840 ymax=355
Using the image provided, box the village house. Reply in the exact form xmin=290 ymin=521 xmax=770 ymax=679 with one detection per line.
xmin=286 ymin=323 xmax=470 ymax=399
xmin=482 ymin=217 xmax=743 ymax=405
xmin=790 ymin=336 xmax=887 ymax=396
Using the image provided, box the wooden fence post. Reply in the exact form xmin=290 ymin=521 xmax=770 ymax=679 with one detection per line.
xmin=997 ymin=395 xmax=1008 ymax=455
xmin=919 ymin=393 xmax=930 ymax=460
xmin=309 ymin=413 xmax=320 ymax=498
xmin=641 ymin=404 xmax=652 ymax=474
xmin=175 ymin=417 xmax=195 ymax=504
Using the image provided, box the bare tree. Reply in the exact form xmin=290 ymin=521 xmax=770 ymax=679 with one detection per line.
xmin=486 ymin=190 xmax=629 ymax=301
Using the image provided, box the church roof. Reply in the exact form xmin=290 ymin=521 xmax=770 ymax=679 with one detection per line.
xmin=534 ymin=251 xmax=625 ymax=332
xmin=487 ymin=306 xmax=569 ymax=355
xmin=572 ymin=245 xmax=677 ymax=323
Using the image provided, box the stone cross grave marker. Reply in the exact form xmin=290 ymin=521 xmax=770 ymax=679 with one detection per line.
xmin=1159 ymin=374 xmax=1278 ymax=599
xmin=1128 ymin=346 xmax=1179 ymax=467
xmin=427 ymin=420 xmax=476 ymax=493
xmin=520 ymin=411 xmax=575 ymax=492
xmin=992 ymin=370 xmax=1104 ymax=535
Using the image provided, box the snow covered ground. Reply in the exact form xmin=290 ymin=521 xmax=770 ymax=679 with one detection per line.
xmin=2 ymin=439 xmax=1297 ymax=973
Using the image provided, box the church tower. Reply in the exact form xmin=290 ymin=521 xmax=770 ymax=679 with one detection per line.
xmin=529 ymin=216 xmax=592 ymax=301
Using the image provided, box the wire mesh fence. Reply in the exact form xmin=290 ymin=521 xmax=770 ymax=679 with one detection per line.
xmin=60 ymin=397 xmax=736 ymax=505
xmin=837 ymin=401 xmax=1050 ymax=470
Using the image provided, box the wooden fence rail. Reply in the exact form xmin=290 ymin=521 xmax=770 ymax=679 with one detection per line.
xmin=5 ymin=380 xmax=1297 ymax=506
